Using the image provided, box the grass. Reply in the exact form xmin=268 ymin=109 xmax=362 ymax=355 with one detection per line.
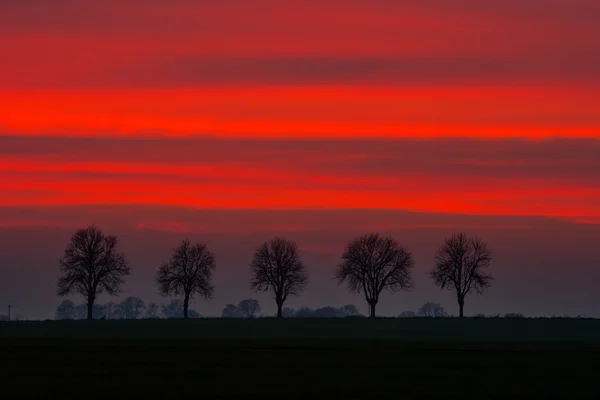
xmin=2 ymin=318 xmax=600 ymax=398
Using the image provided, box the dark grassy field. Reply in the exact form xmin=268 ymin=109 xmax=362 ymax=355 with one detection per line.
xmin=2 ymin=318 xmax=600 ymax=398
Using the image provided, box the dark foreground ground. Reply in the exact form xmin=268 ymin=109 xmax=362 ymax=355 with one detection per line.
xmin=2 ymin=318 xmax=600 ymax=398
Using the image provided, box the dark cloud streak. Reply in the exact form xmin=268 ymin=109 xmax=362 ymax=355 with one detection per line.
xmin=1 ymin=1 xmax=599 ymax=88
xmin=1 ymin=136 xmax=599 ymax=182
xmin=122 ymin=55 xmax=600 ymax=87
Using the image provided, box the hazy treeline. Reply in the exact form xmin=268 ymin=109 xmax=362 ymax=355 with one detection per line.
xmin=398 ymin=302 xmax=449 ymax=318
xmin=54 ymin=299 xmax=466 ymax=320
xmin=54 ymin=298 xmax=202 ymax=320
xmin=221 ymin=302 xmax=361 ymax=319
xmin=53 ymin=297 xmax=363 ymax=320
xmin=53 ymin=225 xmax=494 ymax=320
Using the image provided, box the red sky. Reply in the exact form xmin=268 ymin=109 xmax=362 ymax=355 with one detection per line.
xmin=0 ymin=0 xmax=599 ymax=319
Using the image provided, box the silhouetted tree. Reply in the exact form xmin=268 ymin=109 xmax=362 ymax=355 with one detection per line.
xmin=146 ymin=302 xmax=160 ymax=318
xmin=56 ymin=226 xmax=131 ymax=320
xmin=55 ymin=300 xmax=76 ymax=320
xmin=161 ymin=298 xmax=184 ymax=318
xmin=237 ymin=299 xmax=261 ymax=318
xmin=335 ymin=233 xmax=414 ymax=318
xmin=156 ymin=240 xmax=216 ymax=319
xmin=250 ymin=237 xmax=309 ymax=318
xmin=221 ymin=303 xmax=240 ymax=318
xmin=118 ymin=296 xmax=146 ymax=319
xmin=417 ymin=302 xmax=448 ymax=317
xmin=430 ymin=233 xmax=493 ymax=318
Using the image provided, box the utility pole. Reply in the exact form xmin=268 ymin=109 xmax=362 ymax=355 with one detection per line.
xmin=8 ymin=300 xmax=12 ymax=322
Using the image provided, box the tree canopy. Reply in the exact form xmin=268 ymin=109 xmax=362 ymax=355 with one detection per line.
xmin=156 ymin=240 xmax=216 ymax=319
xmin=335 ymin=233 xmax=414 ymax=317
xmin=56 ymin=225 xmax=131 ymax=320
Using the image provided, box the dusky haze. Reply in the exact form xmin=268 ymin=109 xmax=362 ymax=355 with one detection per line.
xmin=0 ymin=0 xmax=599 ymax=319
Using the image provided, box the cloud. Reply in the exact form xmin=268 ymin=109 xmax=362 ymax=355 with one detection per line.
xmin=1 ymin=87 xmax=599 ymax=138
xmin=0 ymin=1 xmax=598 ymax=88
xmin=0 ymin=205 xmax=590 ymax=234
xmin=1 ymin=136 xmax=599 ymax=181
xmin=2 ymin=53 xmax=599 ymax=90
xmin=112 ymin=55 xmax=600 ymax=87
xmin=573 ymin=218 xmax=600 ymax=225
xmin=0 ymin=137 xmax=599 ymax=218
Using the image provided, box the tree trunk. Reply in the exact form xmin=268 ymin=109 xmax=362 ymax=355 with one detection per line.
xmin=369 ymin=302 xmax=376 ymax=318
xmin=277 ymin=303 xmax=283 ymax=318
xmin=458 ymin=297 xmax=465 ymax=318
xmin=183 ymin=294 xmax=189 ymax=319
xmin=87 ymin=297 xmax=94 ymax=320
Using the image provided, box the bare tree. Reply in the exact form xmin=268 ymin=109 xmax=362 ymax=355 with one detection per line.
xmin=156 ymin=240 xmax=216 ymax=319
xmin=250 ymin=237 xmax=309 ymax=318
xmin=417 ymin=302 xmax=448 ymax=318
xmin=55 ymin=300 xmax=76 ymax=320
xmin=335 ymin=233 xmax=414 ymax=318
xmin=132 ymin=298 xmax=146 ymax=319
xmin=118 ymin=296 xmax=146 ymax=319
xmin=57 ymin=226 xmax=131 ymax=320
xmin=237 ymin=299 xmax=261 ymax=318
xmin=146 ymin=302 xmax=160 ymax=318
xmin=430 ymin=233 xmax=493 ymax=318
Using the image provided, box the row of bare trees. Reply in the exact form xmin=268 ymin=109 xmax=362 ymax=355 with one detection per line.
xmin=57 ymin=226 xmax=493 ymax=319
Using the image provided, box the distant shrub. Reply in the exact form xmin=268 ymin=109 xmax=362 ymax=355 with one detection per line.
xmin=398 ymin=311 xmax=416 ymax=318
xmin=294 ymin=307 xmax=316 ymax=318
xmin=473 ymin=313 xmax=487 ymax=319
xmin=503 ymin=313 xmax=525 ymax=318
xmin=417 ymin=302 xmax=448 ymax=318
xmin=289 ymin=305 xmax=362 ymax=318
